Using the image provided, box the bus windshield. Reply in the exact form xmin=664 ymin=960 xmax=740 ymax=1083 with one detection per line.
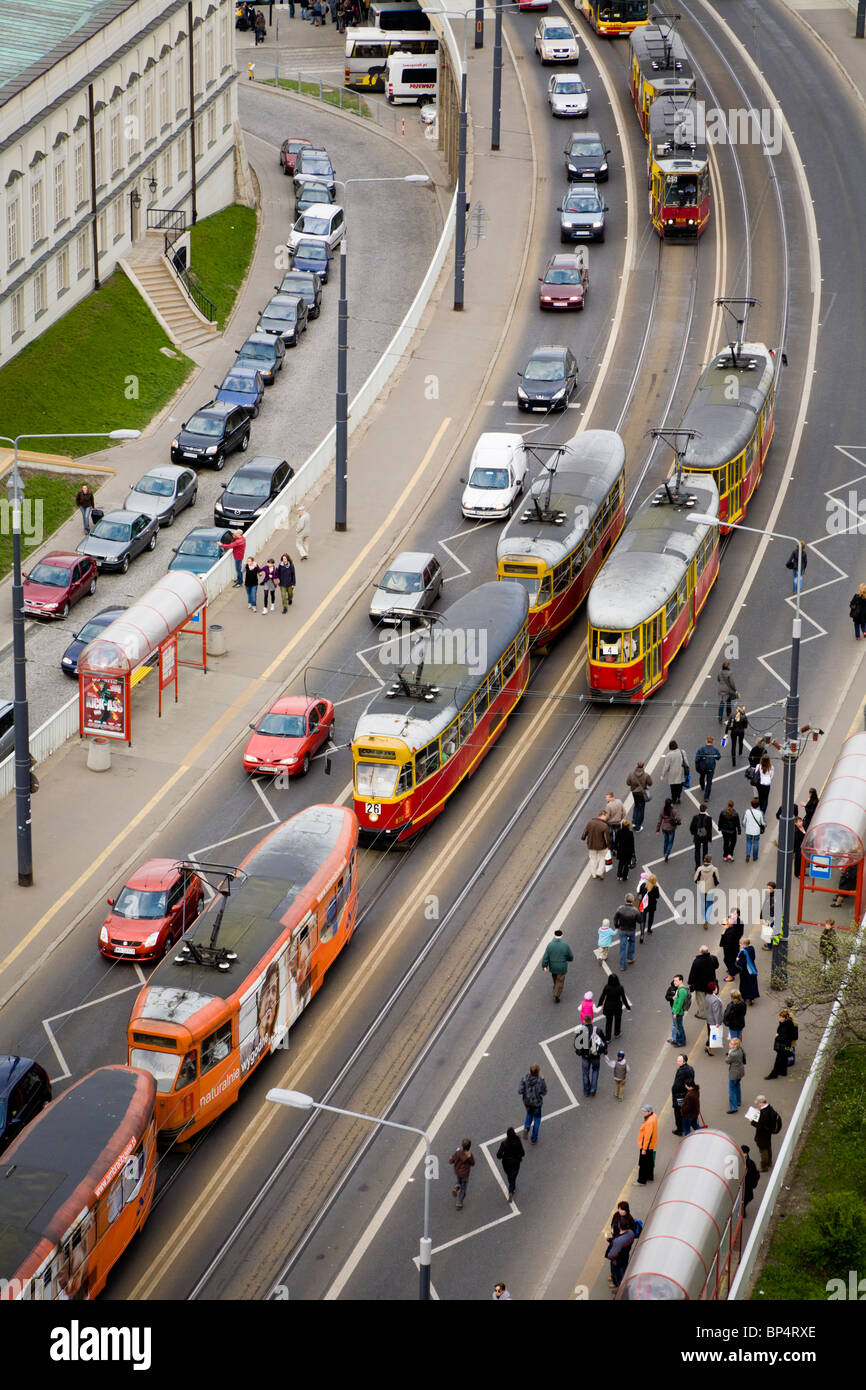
xmin=356 ymin=762 xmax=400 ymax=798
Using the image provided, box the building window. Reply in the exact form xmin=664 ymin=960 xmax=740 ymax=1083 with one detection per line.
xmin=110 ymin=110 xmax=121 ymax=172
xmin=144 ymin=83 xmax=154 ymax=143
xmin=162 ymin=147 xmax=172 ymax=190
xmin=74 ymin=140 xmax=86 ymax=205
xmin=205 ymin=29 xmax=215 ymax=85
xmin=159 ymin=69 xmax=169 ymax=128
xmin=54 ymin=158 xmax=67 ymax=224
xmin=221 ymin=10 xmax=231 ymax=68
xmin=6 ymin=196 xmax=19 ymax=266
xmin=113 ymin=195 xmax=123 ymax=240
xmin=34 ymin=267 xmax=46 ymax=316
xmin=175 ymin=53 xmax=185 ymax=112
xmin=127 ymin=97 xmax=139 ymax=156
xmin=94 ymin=127 xmax=104 ymax=186
xmin=195 ymin=117 xmax=203 ymax=159
xmin=97 ymin=212 xmax=107 ymax=256
xmin=194 ymin=37 xmax=202 ymax=95
xmin=30 ymin=175 xmax=44 ymax=246
xmin=77 ymin=228 xmax=89 ymax=276
xmin=222 ymin=90 xmax=231 ymax=130
xmin=11 ymin=288 xmax=23 ymax=336
xmin=207 ymin=104 xmax=216 ymax=146
xmin=57 ymin=245 xmax=69 ymax=292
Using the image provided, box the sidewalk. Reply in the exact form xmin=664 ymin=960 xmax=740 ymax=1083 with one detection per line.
xmin=0 ymin=30 xmax=535 ymax=1006
xmin=777 ymin=0 xmax=866 ymax=104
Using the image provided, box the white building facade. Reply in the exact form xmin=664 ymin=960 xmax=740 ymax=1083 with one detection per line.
xmin=0 ymin=0 xmax=243 ymax=363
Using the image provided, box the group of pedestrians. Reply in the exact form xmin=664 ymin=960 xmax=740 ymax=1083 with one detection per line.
xmin=279 ymin=0 xmax=366 ymax=28
xmin=221 ymin=504 xmax=310 ymax=612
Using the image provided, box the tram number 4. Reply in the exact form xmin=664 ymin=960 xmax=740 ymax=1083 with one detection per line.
xmin=365 ymin=802 xmax=382 ymax=816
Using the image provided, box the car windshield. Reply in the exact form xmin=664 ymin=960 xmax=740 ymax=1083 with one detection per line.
xmin=555 ymin=81 xmax=585 ymax=93
xmin=300 ymin=218 xmax=330 ymax=235
xmin=265 ymin=301 xmax=296 ymax=320
xmin=297 ymin=243 xmax=327 ymax=261
xmin=221 ymin=374 xmax=257 ymax=393
xmin=281 ymin=274 xmax=313 ymax=293
xmin=257 ymin=713 xmax=306 ymax=737
xmin=571 ymin=139 xmax=604 ymax=156
xmin=186 ymin=415 xmax=224 ymax=436
xmin=91 ymin=520 xmax=132 ymax=542
xmin=289 ymin=140 xmax=309 ymax=153
xmin=239 ymin=342 xmax=273 ymax=361
xmin=356 ymin=762 xmax=400 ymax=798
xmin=134 ymin=475 xmax=174 ymax=497
xmin=303 ymin=159 xmax=331 ymax=173
xmin=545 ymin=25 xmax=573 ymax=37
xmin=566 ymin=195 xmax=599 ymax=212
xmin=300 ymin=185 xmax=329 ymax=201
xmin=113 ymin=887 xmax=168 ymax=919
xmin=380 ymin=569 xmax=423 ymax=594
xmin=545 ymin=267 xmax=581 ymax=284
xmin=180 ymin=537 xmax=219 ymax=556
xmin=525 ymin=357 xmax=565 ymax=381
xmin=469 ymin=467 xmax=509 ymax=489
xmin=227 ymin=475 xmax=271 ymax=498
xmin=28 ymin=563 xmax=70 ymax=587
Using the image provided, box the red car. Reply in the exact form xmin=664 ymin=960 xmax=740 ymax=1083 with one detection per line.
xmin=243 ymin=696 xmax=335 ymax=777
xmin=98 ymin=859 xmax=204 ymax=961
xmin=538 ymin=252 xmax=588 ymax=310
xmin=22 ymin=552 xmax=98 ymax=619
xmin=280 ymin=137 xmax=312 ymax=176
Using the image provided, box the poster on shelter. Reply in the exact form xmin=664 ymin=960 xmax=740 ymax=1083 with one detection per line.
xmin=80 ymin=673 xmax=128 ymax=740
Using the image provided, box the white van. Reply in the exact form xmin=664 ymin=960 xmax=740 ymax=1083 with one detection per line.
xmin=385 ymin=51 xmax=438 ymax=105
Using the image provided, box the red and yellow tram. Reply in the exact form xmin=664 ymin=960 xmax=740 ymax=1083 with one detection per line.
xmin=352 ymin=581 xmax=530 ymax=843
xmin=587 ymin=473 xmax=720 ymax=700
xmin=127 ymin=805 xmax=358 ymax=1140
xmin=648 ymin=96 xmax=710 ymax=238
xmin=630 ymin=22 xmax=695 ymax=136
xmin=579 ymin=0 xmax=649 ymax=38
xmin=496 ymin=429 xmax=625 ymax=646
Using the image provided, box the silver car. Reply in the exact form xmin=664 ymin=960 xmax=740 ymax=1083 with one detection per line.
xmin=548 ymin=73 xmax=589 ymax=118
xmin=369 ymin=551 xmax=443 ymax=626
xmin=559 ymin=183 xmax=607 ymax=243
xmin=125 ymin=464 xmax=198 ymax=527
xmin=76 ymin=510 xmax=159 ymax=573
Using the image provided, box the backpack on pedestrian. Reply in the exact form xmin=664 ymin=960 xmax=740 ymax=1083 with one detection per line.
xmin=521 ymin=1072 xmax=545 ymax=1109
xmin=664 ymin=980 xmax=677 ymax=1004
xmin=682 ymin=988 xmax=693 ymax=1013
xmin=573 ymin=1023 xmax=592 ymax=1057
xmin=772 ymin=1109 xmax=783 ymax=1135
xmin=695 ymin=746 xmax=709 ymax=773
xmin=632 ymin=1218 xmax=643 ymax=1238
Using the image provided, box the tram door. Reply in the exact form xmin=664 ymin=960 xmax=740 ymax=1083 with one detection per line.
xmin=642 ymin=614 xmax=663 ymax=690
xmin=650 ymin=169 xmax=664 ymax=228
xmin=729 ymin=455 xmax=744 ymax=522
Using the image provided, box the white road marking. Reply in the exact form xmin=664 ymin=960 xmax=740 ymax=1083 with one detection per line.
xmin=42 ymin=979 xmax=147 ymax=1082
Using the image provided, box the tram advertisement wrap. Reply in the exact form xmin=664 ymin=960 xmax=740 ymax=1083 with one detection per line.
xmin=79 ymin=672 xmax=129 ymax=741
xmin=238 ymin=950 xmax=290 ymax=1075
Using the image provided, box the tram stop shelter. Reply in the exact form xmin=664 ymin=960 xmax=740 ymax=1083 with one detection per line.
xmin=798 ymin=731 xmax=866 ymax=929
xmin=77 ymin=572 xmax=208 ymax=746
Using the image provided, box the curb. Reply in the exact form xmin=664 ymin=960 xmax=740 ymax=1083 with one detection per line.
xmin=778 ymin=1 xmax=866 ymax=117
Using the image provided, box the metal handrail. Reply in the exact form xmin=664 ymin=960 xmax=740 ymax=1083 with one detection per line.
xmin=177 ymin=266 xmax=217 ymax=325
xmin=147 ymin=207 xmax=186 ymax=235
xmin=158 ymin=212 xmax=217 ymax=326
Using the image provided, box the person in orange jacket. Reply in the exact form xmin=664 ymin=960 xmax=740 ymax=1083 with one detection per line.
xmin=636 ymin=1104 xmax=658 ymax=1185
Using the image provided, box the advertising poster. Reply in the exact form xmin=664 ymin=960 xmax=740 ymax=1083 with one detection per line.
xmin=79 ymin=673 xmax=128 ymax=741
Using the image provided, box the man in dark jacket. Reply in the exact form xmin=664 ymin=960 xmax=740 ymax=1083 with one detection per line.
xmin=687 ymin=945 xmax=719 ymax=1020
xmin=614 ymin=894 xmax=640 ymax=973
xmin=671 ymin=1054 xmax=695 ymax=1136
xmin=581 ymin=810 xmax=610 ymax=879
xmin=742 ymin=1144 xmax=760 ymax=1216
xmin=689 ymin=803 xmax=713 ymax=868
xmin=720 ymin=918 xmax=744 ymax=980
xmin=695 ymin=736 xmax=722 ymax=798
xmin=625 ymin=761 xmax=652 ymax=833
xmin=541 ymin=927 xmax=574 ymax=1003
xmin=751 ymin=1095 xmax=780 ymax=1171
xmin=519 ymin=1064 xmax=548 ymax=1144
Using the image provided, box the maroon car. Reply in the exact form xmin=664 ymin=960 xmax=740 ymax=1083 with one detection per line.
xmin=22 ymin=552 xmax=98 ymax=619
xmin=538 ymin=251 xmax=589 ymax=310
xmin=280 ymin=137 xmax=312 ymax=176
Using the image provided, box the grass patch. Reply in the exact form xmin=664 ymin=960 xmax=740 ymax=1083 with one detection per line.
xmin=187 ymin=204 xmax=258 ymax=329
xmin=751 ymin=1043 xmax=866 ymax=1300
xmin=0 ymin=273 xmax=193 ymax=459
xmin=0 ymin=470 xmax=99 ymax=580
xmin=260 ymin=77 xmax=371 ymax=118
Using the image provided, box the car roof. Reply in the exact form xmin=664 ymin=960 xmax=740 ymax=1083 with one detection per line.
xmin=384 ymin=550 xmax=437 ymax=572
xmin=547 ymin=253 xmax=584 ymax=267
xmin=570 ymin=128 xmax=602 ymax=141
xmin=301 ymin=203 xmax=341 ymax=218
xmin=264 ymin=293 xmax=303 ymax=308
xmin=284 ymin=137 xmax=312 ymax=148
xmin=229 ymin=456 xmax=288 ymax=478
xmin=97 ymin=509 xmax=145 ymax=524
xmin=138 ymin=464 xmax=191 ymax=480
xmin=188 ymin=401 xmax=237 ymax=418
xmin=181 ymin=526 xmax=232 ymax=542
xmin=34 ymin=552 xmax=79 ymax=566
xmin=222 ymin=364 xmax=262 ymax=378
xmin=123 ymin=858 xmax=184 ymax=892
xmin=295 ymin=240 xmax=328 ymax=253
xmin=529 ymin=345 xmax=569 ymax=359
xmin=266 ymin=696 xmax=318 ymax=716
xmin=241 ymin=332 xmax=280 ymax=347
xmin=301 ymin=146 xmax=331 ymax=159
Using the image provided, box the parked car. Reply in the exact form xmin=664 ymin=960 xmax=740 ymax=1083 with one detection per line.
xmin=538 ymin=250 xmax=589 ymax=309
xmin=548 ymin=73 xmax=589 ymax=118
xmin=170 ymin=402 xmax=251 ymax=470
xmin=215 ymin=366 xmax=265 ymax=418
xmin=243 ymin=696 xmax=335 ymax=777
xmin=257 ymin=292 xmax=309 ymax=346
xmin=287 ymin=204 xmax=346 ymax=253
xmin=369 ymin=551 xmax=443 ymax=625
xmin=535 ymin=18 xmax=579 ymax=62
xmin=518 ymin=0 xmax=549 ymax=10
xmin=280 ymin=136 xmax=312 ymax=175
xmin=213 ymin=456 xmax=295 ymax=530
xmin=124 ymin=463 xmax=197 ymax=527
xmin=291 ymin=239 xmax=333 ymax=283
xmin=278 ymin=268 xmax=323 ymax=320
xmin=461 ymin=433 xmax=528 ymax=520
xmin=0 ymin=698 xmax=13 ymax=762
xmin=0 ymin=1056 xmax=51 ymax=1155
xmin=235 ymin=331 xmax=286 ymax=384
xmin=293 ymin=147 xmax=336 ymax=196
xmin=559 ymin=183 xmax=607 ymax=242
xmin=294 ymin=179 xmax=335 ymax=217
xmin=22 ymin=552 xmax=97 ymax=619
xmin=517 ymin=345 xmax=578 ymax=411
xmin=61 ymin=605 xmax=127 ymax=677
xmin=98 ymin=859 xmax=204 ymax=961
xmin=76 ymin=509 xmax=159 ymax=573
xmin=169 ymin=526 xmax=234 ymax=575
xmin=565 ymin=129 xmax=610 ymax=181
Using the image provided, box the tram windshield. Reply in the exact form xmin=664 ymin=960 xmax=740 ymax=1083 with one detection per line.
xmin=356 ymin=761 xmax=401 ymax=798
xmin=665 ymin=176 xmax=697 ymax=208
xmin=592 ymin=628 xmax=640 ymax=662
xmin=129 ymin=1048 xmax=181 ymax=1094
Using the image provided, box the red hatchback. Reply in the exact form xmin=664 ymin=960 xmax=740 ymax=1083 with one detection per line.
xmin=280 ymin=137 xmax=312 ymax=176
xmin=243 ymin=696 xmax=335 ymax=777
xmin=99 ymin=860 xmax=204 ymax=961
xmin=538 ymin=252 xmax=588 ymax=310
xmin=22 ymin=552 xmax=98 ymax=619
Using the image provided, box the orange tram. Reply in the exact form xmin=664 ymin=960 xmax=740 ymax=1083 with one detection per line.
xmin=0 ymin=1066 xmax=157 ymax=1301
xmin=352 ymin=581 xmax=530 ymax=843
xmin=127 ymin=804 xmax=358 ymax=1140
xmin=630 ymin=21 xmax=695 ymax=137
xmin=648 ymin=96 xmax=710 ymax=239
xmin=496 ymin=429 xmax=626 ymax=646
xmin=587 ymin=473 xmax=720 ymax=701
xmin=579 ymin=0 xmax=649 ymax=38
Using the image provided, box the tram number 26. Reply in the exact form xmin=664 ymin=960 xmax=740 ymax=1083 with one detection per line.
xmin=365 ymin=802 xmax=382 ymax=816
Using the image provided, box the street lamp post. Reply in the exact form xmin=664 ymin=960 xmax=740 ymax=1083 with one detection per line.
xmin=1 ymin=429 xmax=141 ymax=885
xmin=267 ymin=1088 xmax=434 ymax=1299
xmin=689 ymin=513 xmax=804 ymax=985
xmin=331 ymin=175 xmax=430 ymax=533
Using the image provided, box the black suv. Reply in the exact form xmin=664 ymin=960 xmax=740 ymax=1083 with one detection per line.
xmin=278 ymin=269 xmax=322 ymax=320
xmin=170 ymin=402 xmax=251 ymax=470
xmin=213 ymin=456 xmax=296 ymax=529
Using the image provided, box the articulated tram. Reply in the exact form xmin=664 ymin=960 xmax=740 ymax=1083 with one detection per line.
xmin=578 ymin=0 xmax=649 ymax=38
xmin=496 ymin=430 xmax=626 ymax=646
xmin=587 ymin=473 xmax=720 ymax=700
xmin=352 ymin=581 xmax=530 ymax=843
xmin=648 ymin=96 xmax=710 ymax=238
xmin=630 ymin=22 xmax=695 ymax=136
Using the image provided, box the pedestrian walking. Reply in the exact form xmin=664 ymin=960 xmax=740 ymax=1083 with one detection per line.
xmin=579 ymin=990 xmax=595 ymax=1025
xmin=689 ymin=803 xmax=714 ymax=868
xmin=243 ymin=557 xmax=259 ymax=611
xmin=786 ymin=540 xmax=807 ymax=593
xmin=688 ymin=944 xmax=719 ymax=1019
xmin=581 ymin=809 xmax=610 ymax=879
xmin=598 ymin=973 xmax=631 ymax=1041
xmin=519 ymin=1063 xmax=547 ymax=1144
xmin=606 ymin=1203 xmax=637 ymax=1288
xmin=220 ymin=529 xmax=246 ymax=586
xmin=759 ymin=880 xmax=776 ymax=952
xmin=704 ymin=980 xmax=724 ymax=1055
xmin=695 ymin=736 xmax=722 ymax=799
xmin=765 ymin=1008 xmax=798 ymax=1079
xmin=717 ymin=660 xmax=739 ymax=723
xmin=614 ymin=894 xmax=639 ymax=972
xmin=604 ymin=791 xmax=625 ymax=857
xmin=625 ymin=761 xmax=652 ymax=832
xmin=725 ymin=1037 xmax=746 ymax=1112
xmin=295 ymin=503 xmax=311 ymax=558
xmin=311 ymin=0 xmax=323 ymax=25
xmin=802 ymin=786 xmax=819 ymax=830
xmin=756 ymin=754 xmax=774 ymax=814
xmin=667 ymin=975 xmax=689 ymax=1048
xmin=635 ymin=1104 xmax=658 ymax=1184
xmin=750 ymin=1095 xmax=781 ymax=1171
xmin=637 ymin=872 xmax=659 ymax=939
xmin=792 ymin=816 xmax=806 ymax=879
xmin=254 ymin=7 xmax=266 ymax=41
xmin=605 ymin=1048 xmax=630 ymax=1101
xmin=726 ymin=705 xmax=749 ymax=767
xmin=76 ymin=483 xmax=95 ymax=534
xmin=742 ymin=798 xmax=766 ymax=862
xmin=258 ymin=558 xmax=277 ymax=612
xmin=670 ymin=1052 xmax=694 ymax=1134
xmin=723 ymin=989 xmax=746 ymax=1041
xmin=849 ymin=583 xmax=866 ymax=639
xmin=492 ymin=1281 xmax=512 ymax=1300
xmin=694 ymin=855 xmax=720 ymax=927
xmin=615 ymin=817 xmax=635 ymax=881
xmin=573 ymin=1018 xmax=604 ymax=1097
xmin=661 ymin=738 xmax=689 ymax=805
xmin=680 ymin=1080 xmax=703 ymax=1136
xmin=449 ymin=1138 xmax=474 ymax=1210
xmin=718 ymin=800 xmax=741 ymax=862
xmin=819 ymin=918 xmax=839 ymax=970
xmin=596 ymin=916 xmax=617 ymax=963
xmin=747 ymin=735 xmax=768 ymax=772
xmin=735 ymin=937 xmax=760 ymax=1005
xmin=541 ymin=927 xmax=574 ymax=1003
xmin=277 ymin=552 xmax=296 ymax=612
xmin=495 ymin=1127 xmax=525 ymax=1203
xmin=742 ymin=1144 xmax=760 ymax=1215
xmin=719 ymin=917 xmax=744 ymax=981
xmin=300 ymin=0 xmax=309 ymax=17
xmin=656 ymin=797 xmax=681 ymax=862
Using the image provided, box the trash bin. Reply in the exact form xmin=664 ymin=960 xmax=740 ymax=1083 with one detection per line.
xmin=207 ymin=624 xmax=227 ymax=657
xmin=87 ymin=738 xmax=112 ymax=772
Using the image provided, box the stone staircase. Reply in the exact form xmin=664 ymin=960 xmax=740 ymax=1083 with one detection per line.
xmin=121 ymin=231 xmax=219 ymax=354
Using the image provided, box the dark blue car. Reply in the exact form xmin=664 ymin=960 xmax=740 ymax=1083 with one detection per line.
xmin=0 ymin=1055 xmax=52 ymax=1154
xmin=60 ymin=604 xmax=127 ymax=678
xmin=291 ymin=239 xmax=332 ymax=284
xmin=215 ymin=366 xmax=265 ymax=419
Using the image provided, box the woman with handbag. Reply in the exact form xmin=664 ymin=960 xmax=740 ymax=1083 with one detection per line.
xmin=704 ymin=980 xmax=724 ymax=1056
xmin=735 ymin=937 xmax=760 ymax=1006
xmin=725 ymin=1038 xmax=747 ymax=1113
xmin=765 ymin=1008 xmax=798 ymax=1078
xmin=726 ymin=705 xmax=749 ymax=767
xmin=656 ymin=798 xmax=680 ymax=861
xmin=757 ymin=755 xmax=774 ymax=814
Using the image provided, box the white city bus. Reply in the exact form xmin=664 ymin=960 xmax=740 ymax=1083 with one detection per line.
xmin=344 ymin=26 xmax=439 ymax=91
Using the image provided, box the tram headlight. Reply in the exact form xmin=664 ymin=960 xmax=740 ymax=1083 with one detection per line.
xmin=368 ymin=811 xmax=380 ymax=822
